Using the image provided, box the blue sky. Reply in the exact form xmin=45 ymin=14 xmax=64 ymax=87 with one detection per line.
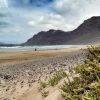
xmin=8 ymin=0 xmax=53 ymax=7
xmin=0 ymin=0 xmax=100 ymax=43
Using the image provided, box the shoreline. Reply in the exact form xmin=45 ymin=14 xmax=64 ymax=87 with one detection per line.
xmin=0 ymin=45 xmax=88 ymax=52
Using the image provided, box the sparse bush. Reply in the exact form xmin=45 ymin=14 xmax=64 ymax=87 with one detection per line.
xmin=41 ymin=91 xmax=49 ymax=97
xmin=60 ymin=46 xmax=100 ymax=100
xmin=48 ymin=69 xmax=67 ymax=86
xmin=39 ymin=81 xmax=47 ymax=90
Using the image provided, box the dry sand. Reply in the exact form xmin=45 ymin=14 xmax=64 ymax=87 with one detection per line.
xmin=0 ymin=47 xmax=87 ymax=100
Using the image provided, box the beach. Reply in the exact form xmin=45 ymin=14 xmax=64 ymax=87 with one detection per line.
xmin=0 ymin=46 xmax=87 ymax=64
xmin=1 ymin=0 xmax=100 ymax=99
xmin=0 ymin=47 xmax=87 ymax=100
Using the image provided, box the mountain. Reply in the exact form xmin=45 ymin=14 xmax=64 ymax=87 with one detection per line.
xmin=24 ymin=16 xmax=100 ymax=45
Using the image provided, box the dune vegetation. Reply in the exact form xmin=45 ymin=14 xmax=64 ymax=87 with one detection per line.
xmin=39 ymin=46 xmax=100 ymax=100
xmin=60 ymin=46 xmax=100 ymax=100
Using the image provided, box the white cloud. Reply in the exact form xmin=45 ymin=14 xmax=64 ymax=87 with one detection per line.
xmin=0 ymin=0 xmax=8 ymax=8
xmin=27 ymin=12 xmax=74 ymax=32
xmin=53 ymin=0 xmax=100 ymax=21
xmin=28 ymin=21 xmax=35 ymax=26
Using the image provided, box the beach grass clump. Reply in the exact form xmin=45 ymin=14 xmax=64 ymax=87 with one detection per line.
xmin=39 ymin=81 xmax=47 ymax=90
xmin=60 ymin=46 xmax=100 ymax=100
xmin=39 ymin=69 xmax=67 ymax=97
xmin=41 ymin=91 xmax=49 ymax=97
xmin=48 ymin=69 xmax=67 ymax=86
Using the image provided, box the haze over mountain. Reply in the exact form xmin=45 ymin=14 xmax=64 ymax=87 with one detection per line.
xmin=24 ymin=16 xmax=100 ymax=45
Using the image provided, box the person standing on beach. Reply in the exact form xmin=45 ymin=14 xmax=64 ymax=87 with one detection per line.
xmin=35 ymin=48 xmax=37 ymax=51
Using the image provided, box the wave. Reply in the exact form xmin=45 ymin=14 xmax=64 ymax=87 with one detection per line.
xmin=0 ymin=45 xmax=87 ymax=52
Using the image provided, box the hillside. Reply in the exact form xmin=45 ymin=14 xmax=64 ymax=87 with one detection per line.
xmin=24 ymin=16 xmax=100 ymax=45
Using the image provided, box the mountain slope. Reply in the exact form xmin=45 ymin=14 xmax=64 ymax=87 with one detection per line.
xmin=24 ymin=16 xmax=100 ymax=45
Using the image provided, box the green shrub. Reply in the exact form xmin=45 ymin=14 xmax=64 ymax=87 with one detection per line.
xmin=60 ymin=46 xmax=100 ymax=100
xmin=39 ymin=81 xmax=47 ymax=90
xmin=41 ymin=91 xmax=49 ymax=97
xmin=48 ymin=69 xmax=67 ymax=86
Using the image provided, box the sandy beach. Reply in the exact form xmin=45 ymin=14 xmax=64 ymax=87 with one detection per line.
xmin=1 ymin=0 xmax=100 ymax=99
xmin=0 ymin=48 xmax=85 ymax=64
xmin=0 ymin=47 xmax=87 ymax=100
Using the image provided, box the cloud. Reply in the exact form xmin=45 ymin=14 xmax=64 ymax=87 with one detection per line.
xmin=28 ymin=21 xmax=35 ymax=26
xmin=27 ymin=12 xmax=75 ymax=33
xmin=0 ymin=0 xmax=8 ymax=8
xmin=54 ymin=0 xmax=88 ymax=15
xmin=53 ymin=0 xmax=100 ymax=22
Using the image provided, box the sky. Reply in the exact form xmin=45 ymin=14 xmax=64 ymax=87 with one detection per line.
xmin=0 ymin=0 xmax=100 ymax=43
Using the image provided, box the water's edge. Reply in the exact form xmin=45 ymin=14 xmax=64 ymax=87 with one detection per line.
xmin=0 ymin=45 xmax=87 ymax=52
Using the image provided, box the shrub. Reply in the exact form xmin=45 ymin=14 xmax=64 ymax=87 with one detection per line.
xmin=60 ymin=46 xmax=100 ymax=100
xmin=41 ymin=91 xmax=49 ymax=97
xmin=39 ymin=81 xmax=47 ymax=90
xmin=48 ymin=69 xmax=67 ymax=86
